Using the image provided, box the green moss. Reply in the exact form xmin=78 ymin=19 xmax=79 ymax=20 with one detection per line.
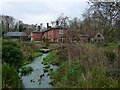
xmin=20 ymin=66 xmax=33 ymax=75
xmin=43 ymin=51 xmax=60 ymax=65
xmin=34 ymin=52 xmax=43 ymax=57
xmin=44 ymin=65 xmax=50 ymax=68
xmin=40 ymin=74 xmax=44 ymax=78
xmin=41 ymin=61 xmax=48 ymax=65
xmin=22 ymin=60 xmax=31 ymax=66
xmin=50 ymin=68 xmax=53 ymax=71
xmin=43 ymin=68 xmax=49 ymax=73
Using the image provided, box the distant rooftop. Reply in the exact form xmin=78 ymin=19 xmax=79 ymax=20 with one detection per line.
xmin=6 ymin=32 xmax=27 ymax=36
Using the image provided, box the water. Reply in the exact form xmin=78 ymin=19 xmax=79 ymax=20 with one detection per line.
xmin=21 ymin=53 xmax=58 ymax=88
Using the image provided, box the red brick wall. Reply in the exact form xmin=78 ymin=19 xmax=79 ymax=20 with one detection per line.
xmin=47 ymin=29 xmax=67 ymax=38
xmin=31 ymin=33 xmax=42 ymax=39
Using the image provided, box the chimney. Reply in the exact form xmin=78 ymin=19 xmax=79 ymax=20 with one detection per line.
xmin=38 ymin=26 xmax=41 ymax=31
xmin=47 ymin=23 xmax=49 ymax=29
xmin=56 ymin=20 xmax=59 ymax=25
xmin=40 ymin=23 xmax=43 ymax=29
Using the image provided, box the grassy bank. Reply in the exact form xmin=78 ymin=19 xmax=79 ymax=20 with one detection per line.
xmin=2 ymin=40 xmax=42 ymax=88
xmin=50 ymin=44 xmax=119 ymax=88
xmin=34 ymin=52 xmax=43 ymax=57
xmin=42 ymin=51 xmax=60 ymax=66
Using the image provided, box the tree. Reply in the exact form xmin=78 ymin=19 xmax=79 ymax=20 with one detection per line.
xmin=69 ymin=17 xmax=82 ymax=30
xmin=55 ymin=13 xmax=70 ymax=27
xmin=82 ymin=0 xmax=120 ymax=42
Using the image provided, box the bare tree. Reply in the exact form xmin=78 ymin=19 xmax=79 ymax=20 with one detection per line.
xmin=82 ymin=0 xmax=120 ymax=42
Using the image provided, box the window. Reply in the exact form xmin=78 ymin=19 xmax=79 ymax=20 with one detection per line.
xmin=97 ymin=34 xmax=100 ymax=37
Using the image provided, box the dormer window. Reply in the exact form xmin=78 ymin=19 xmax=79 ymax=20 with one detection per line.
xmin=97 ymin=34 xmax=100 ymax=37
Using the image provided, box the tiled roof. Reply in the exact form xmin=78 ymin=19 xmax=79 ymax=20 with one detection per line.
xmin=32 ymin=30 xmax=41 ymax=33
xmin=54 ymin=34 xmax=64 ymax=39
xmin=6 ymin=32 xmax=27 ymax=36
xmin=42 ymin=25 xmax=68 ymax=33
xmin=53 ymin=25 xmax=67 ymax=29
xmin=79 ymin=35 xmax=90 ymax=37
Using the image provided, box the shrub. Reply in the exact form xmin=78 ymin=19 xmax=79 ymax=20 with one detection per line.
xmin=2 ymin=63 xmax=22 ymax=88
xmin=2 ymin=40 xmax=20 ymax=48
xmin=2 ymin=44 xmax=24 ymax=68
xmin=19 ymin=42 xmax=39 ymax=61
xmin=104 ymin=49 xmax=117 ymax=63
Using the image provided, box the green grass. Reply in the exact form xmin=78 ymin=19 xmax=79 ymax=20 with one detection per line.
xmin=43 ymin=68 xmax=49 ymax=73
xmin=41 ymin=61 xmax=48 ymax=65
xmin=43 ymin=51 xmax=60 ymax=65
xmin=2 ymin=63 xmax=22 ymax=88
xmin=51 ymin=60 xmax=119 ymax=88
xmin=97 ymin=43 xmax=118 ymax=47
xmin=34 ymin=52 xmax=43 ymax=57
xmin=20 ymin=66 xmax=33 ymax=75
xmin=22 ymin=60 xmax=31 ymax=66
xmin=44 ymin=65 xmax=50 ymax=68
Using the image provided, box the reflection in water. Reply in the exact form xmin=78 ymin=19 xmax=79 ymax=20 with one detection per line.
xmin=21 ymin=53 xmax=58 ymax=88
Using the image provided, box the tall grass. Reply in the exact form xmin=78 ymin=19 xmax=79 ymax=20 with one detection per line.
xmin=51 ymin=44 xmax=119 ymax=88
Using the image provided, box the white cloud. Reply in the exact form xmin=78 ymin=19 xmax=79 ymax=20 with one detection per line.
xmin=0 ymin=1 xmax=89 ymax=26
xmin=0 ymin=0 xmax=88 ymax=2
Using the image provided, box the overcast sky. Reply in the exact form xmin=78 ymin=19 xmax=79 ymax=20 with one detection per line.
xmin=0 ymin=0 xmax=90 ymax=26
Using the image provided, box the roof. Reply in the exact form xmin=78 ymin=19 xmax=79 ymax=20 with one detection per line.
xmin=42 ymin=25 xmax=68 ymax=33
xmin=79 ymin=35 xmax=90 ymax=37
xmin=32 ymin=30 xmax=41 ymax=33
xmin=48 ymin=37 xmax=53 ymax=40
xmin=32 ymin=28 xmax=48 ymax=33
xmin=54 ymin=34 xmax=64 ymax=39
xmin=41 ymin=28 xmax=48 ymax=32
xmin=6 ymin=32 xmax=27 ymax=36
xmin=94 ymin=32 xmax=104 ymax=39
xmin=53 ymin=25 xmax=67 ymax=29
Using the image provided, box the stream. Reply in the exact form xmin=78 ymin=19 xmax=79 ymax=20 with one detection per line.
xmin=20 ymin=53 xmax=58 ymax=88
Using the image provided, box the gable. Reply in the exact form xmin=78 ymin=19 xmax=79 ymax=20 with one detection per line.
xmin=94 ymin=32 xmax=104 ymax=39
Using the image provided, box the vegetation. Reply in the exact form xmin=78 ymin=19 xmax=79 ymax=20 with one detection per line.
xmin=2 ymin=40 xmax=41 ymax=88
xmin=44 ymin=65 xmax=50 ymax=69
xmin=2 ymin=40 xmax=24 ymax=88
xmin=50 ymin=44 xmax=119 ymax=88
xmin=22 ymin=60 xmax=31 ymax=66
xmin=97 ymin=42 xmax=118 ymax=47
xmin=2 ymin=64 xmax=22 ymax=88
xmin=41 ymin=61 xmax=48 ymax=65
xmin=20 ymin=67 xmax=33 ymax=75
xmin=18 ymin=42 xmax=40 ymax=61
xmin=2 ymin=40 xmax=24 ymax=68
xmin=43 ymin=51 xmax=60 ymax=65
xmin=43 ymin=68 xmax=49 ymax=73
xmin=51 ymin=61 xmax=119 ymax=88
xmin=34 ymin=52 xmax=43 ymax=57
